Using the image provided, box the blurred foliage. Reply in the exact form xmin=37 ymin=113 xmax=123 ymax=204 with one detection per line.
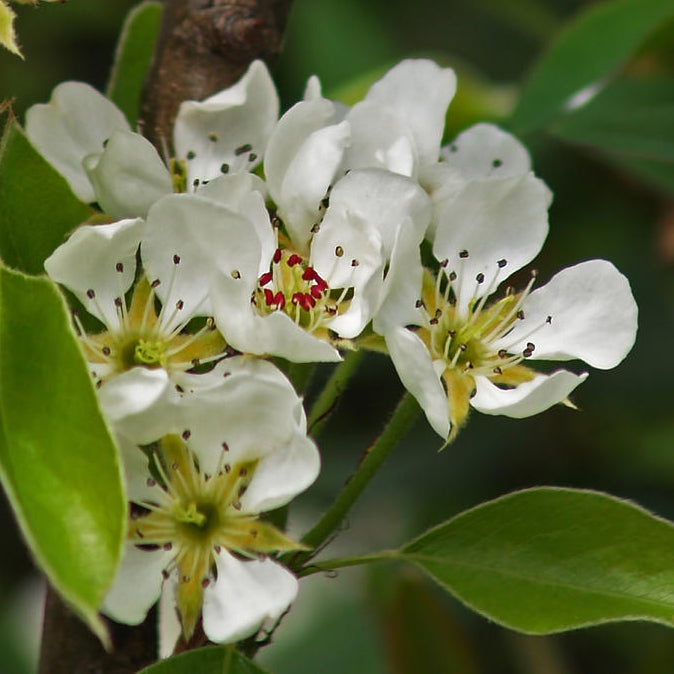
xmin=2 ymin=0 xmax=674 ymax=673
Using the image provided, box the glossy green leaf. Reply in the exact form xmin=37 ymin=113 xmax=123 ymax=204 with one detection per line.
xmin=551 ymin=77 xmax=674 ymax=195
xmin=401 ymin=487 xmax=674 ymax=634
xmin=138 ymin=646 xmax=270 ymax=673
xmin=106 ymin=1 xmax=162 ymax=125
xmin=0 ymin=266 xmax=125 ymax=643
xmin=0 ymin=115 xmax=90 ymax=275
xmin=511 ymin=0 xmax=674 ymax=132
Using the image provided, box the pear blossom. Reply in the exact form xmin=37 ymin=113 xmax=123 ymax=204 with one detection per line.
xmin=43 ymin=213 xmax=227 ymax=399
xmin=375 ymin=174 xmax=638 ymax=440
xmin=25 ymin=60 xmax=278 ymax=217
xmin=101 ymin=358 xmax=320 ymax=645
xmin=143 ymin=168 xmax=430 ymax=362
xmin=263 ymin=59 xmax=456 ymax=251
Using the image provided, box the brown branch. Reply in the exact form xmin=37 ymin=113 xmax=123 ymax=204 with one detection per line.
xmin=141 ymin=0 xmax=294 ymax=150
xmin=39 ymin=585 xmax=158 ymax=674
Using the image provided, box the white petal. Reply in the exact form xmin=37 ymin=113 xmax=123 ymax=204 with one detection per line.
xmin=432 ymin=174 xmax=552 ymax=316
xmin=174 ymin=357 xmax=313 ymax=475
xmin=373 ymin=219 xmax=426 ymax=335
xmin=102 ymin=543 xmax=172 ymax=625
xmin=44 ymin=218 xmax=143 ymax=330
xmin=97 ymin=367 xmax=175 ymax=443
xmin=114 ymin=432 xmax=158 ymax=504
xmin=195 ymin=174 xmax=275 ymax=277
xmin=303 ymin=75 xmax=322 ymax=100
xmin=265 ymin=98 xmax=349 ymax=250
xmin=385 ymin=327 xmax=450 ymax=439
xmin=203 ymin=551 xmax=298 ymax=644
xmin=85 ymin=130 xmax=172 ymax=219
xmin=344 ymin=101 xmax=416 ymax=176
xmin=471 ymin=370 xmax=588 ymax=418
xmin=210 ymin=274 xmax=342 ymax=363
xmin=26 ymin=81 xmax=130 ymax=202
xmin=142 ymin=194 xmax=263 ymax=332
xmin=495 ymin=260 xmax=638 ymax=369
xmin=174 ymin=60 xmax=279 ymax=185
xmin=158 ymin=578 xmax=182 ymax=659
xmin=364 ymin=59 xmax=456 ymax=167
xmin=441 ymin=123 xmax=531 ymax=180
xmin=241 ymin=433 xmax=320 ymax=513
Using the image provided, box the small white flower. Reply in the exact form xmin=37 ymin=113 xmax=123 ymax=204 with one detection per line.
xmin=25 ymin=61 xmax=278 ymax=217
xmin=43 ymin=214 xmax=227 ymax=401
xmin=376 ymin=175 xmax=638 ymax=440
xmin=102 ymin=358 xmax=319 ymax=645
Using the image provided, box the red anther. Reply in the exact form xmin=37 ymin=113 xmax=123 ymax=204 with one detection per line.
xmin=310 ymin=285 xmax=324 ymax=299
xmin=273 ymin=248 xmax=282 ymax=264
xmin=258 ymin=271 xmax=273 ymax=286
xmin=291 ymin=292 xmax=303 ymax=306
xmin=287 ymin=254 xmax=303 ymax=267
xmin=264 ymin=289 xmax=274 ymax=305
xmin=314 ymin=276 xmax=328 ymax=292
xmin=273 ymin=292 xmax=285 ymax=309
xmin=302 ymin=267 xmax=317 ymax=281
xmin=303 ymin=293 xmax=316 ymax=309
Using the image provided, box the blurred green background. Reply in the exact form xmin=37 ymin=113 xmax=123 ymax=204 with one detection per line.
xmin=2 ymin=0 xmax=674 ymax=673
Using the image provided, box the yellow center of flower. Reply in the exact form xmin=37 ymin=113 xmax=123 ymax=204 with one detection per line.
xmin=129 ymin=435 xmax=304 ymax=639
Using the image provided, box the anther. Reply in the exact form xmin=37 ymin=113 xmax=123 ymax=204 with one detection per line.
xmin=335 ymin=246 xmax=344 ymax=257
xmin=182 ymin=430 xmax=191 ymax=440
xmin=202 ymin=578 xmax=210 ymax=588
xmin=208 ymin=132 xmax=218 ymax=142
xmin=439 ymin=259 xmax=449 ymax=268
xmin=214 ymin=545 xmax=222 ymax=554
xmin=224 ymin=464 xmax=231 ymax=473
xmin=517 ymin=310 xmax=525 ymax=320
xmin=176 ymin=300 xmax=184 ymax=310
xmin=311 ymin=223 xmax=320 ymax=234
xmin=415 ymin=299 xmax=424 ymax=308
xmin=287 ymin=254 xmax=302 ymax=267
xmin=492 ymin=158 xmax=503 ymax=168
xmin=497 ymin=259 xmax=507 ymax=268
xmin=146 ymin=477 xmax=156 ymax=487
xmin=115 ymin=262 xmax=124 ymax=273
xmin=273 ymin=248 xmax=282 ymax=264
xmin=235 ymin=143 xmax=253 ymax=156
xmin=220 ymin=163 xmax=230 ymax=174
xmin=222 ymin=442 xmax=229 ymax=452
xmin=448 ymin=271 xmax=457 ymax=282
xmin=186 ymin=150 xmax=196 ymax=160
xmin=114 ymin=297 xmax=122 ymax=307
xmin=459 ymin=250 xmax=469 ymax=259
xmin=86 ymin=289 xmax=95 ymax=299
xmin=476 ymin=273 xmax=485 ymax=284
xmin=163 ymin=542 xmax=172 ymax=551
xmin=193 ymin=178 xmax=200 ymax=187
xmin=493 ymin=366 xmax=502 ymax=374
xmin=351 ymin=259 xmax=359 ymax=267
xmin=546 ymin=315 xmax=552 ymax=324
xmin=102 ymin=346 xmax=111 ymax=356
xmin=231 ymin=269 xmax=241 ymax=279
xmin=232 ymin=501 xmax=242 ymax=511
xmin=162 ymin=569 xmax=170 ymax=579
xmin=498 ymin=349 xmax=508 ymax=358
xmin=173 ymin=254 xmax=181 ymax=265
xmin=176 ymin=384 xmax=185 ymax=393
xmin=248 ymin=153 xmax=257 ymax=162
xmin=526 ymin=342 xmax=535 ymax=351
xmin=151 ymin=279 xmax=161 ymax=288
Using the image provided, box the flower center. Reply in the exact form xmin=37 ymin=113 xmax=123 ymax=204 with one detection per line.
xmin=75 ymin=259 xmax=226 ymax=386
xmin=128 ymin=435 xmax=304 ymax=638
xmin=253 ymin=248 xmax=351 ymax=336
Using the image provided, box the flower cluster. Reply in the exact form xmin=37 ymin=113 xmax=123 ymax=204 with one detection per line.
xmin=28 ymin=58 xmax=638 ymax=648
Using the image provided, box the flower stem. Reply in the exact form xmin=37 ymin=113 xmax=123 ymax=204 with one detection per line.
xmin=307 ymin=350 xmax=364 ymax=437
xmin=296 ymin=551 xmax=397 ymax=578
xmin=295 ymin=391 xmax=420 ymax=563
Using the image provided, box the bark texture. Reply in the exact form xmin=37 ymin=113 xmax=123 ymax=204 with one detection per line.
xmin=39 ymin=586 xmax=158 ymax=674
xmin=141 ymin=0 xmax=293 ymax=150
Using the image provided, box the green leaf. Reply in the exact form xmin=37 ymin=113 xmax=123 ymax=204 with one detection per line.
xmin=511 ymin=0 xmax=674 ymax=132
xmin=137 ymin=646 xmax=271 ymax=673
xmin=0 ymin=115 xmax=91 ymax=275
xmin=400 ymin=487 xmax=674 ymax=634
xmin=0 ymin=266 xmax=125 ymax=644
xmin=551 ymin=77 xmax=674 ymax=195
xmin=106 ymin=1 xmax=163 ymax=125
